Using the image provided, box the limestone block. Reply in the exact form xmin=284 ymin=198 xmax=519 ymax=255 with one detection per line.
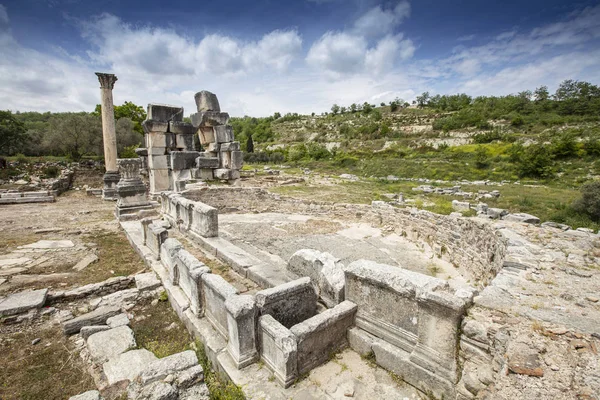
xmin=80 ymin=326 xmax=111 ymax=340
xmin=201 ymin=273 xmax=239 ymax=338
xmin=290 ymin=300 xmax=357 ymax=375
xmin=160 ymin=238 xmax=183 ymax=282
xmin=195 ymin=91 xmax=220 ymax=112
xmin=198 ymin=127 xmax=215 ymax=145
xmin=190 ymin=111 xmax=230 ymax=127
xmin=230 ymin=151 xmax=243 ymax=170
xmin=103 ymin=348 xmax=158 ymax=385
xmin=170 ymin=151 xmax=201 ymax=171
xmin=170 ymin=121 xmax=196 ymax=135
xmin=347 ymin=326 xmax=377 ymax=356
xmin=175 ymin=134 xmax=195 ymax=150
xmin=198 ymin=169 xmax=214 ymax=181
xmin=214 ymin=125 xmax=234 ymax=143
xmin=142 ymin=119 xmax=169 ymax=134
xmin=220 ymin=141 xmax=240 ymax=152
xmin=135 ymin=272 xmax=161 ymax=291
xmin=139 ymin=350 xmax=199 ymax=385
xmin=214 ymin=168 xmax=232 ymax=180
xmin=86 ymin=326 xmax=136 ymax=363
xmin=190 ymin=201 xmax=218 ymax=238
xmin=147 ymin=146 xmax=167 ymax=156
xmin=220 ymin=151 xmax=232 ymax=169
xmin=172 ymin=169 xmax=192 ymax=183
xmin=452 ymin=200 xmax=471 ymax=211
xmin=0 ymin=288 xmax=48 ymax=317
xmin=145 ymin=224 xmax=168 ymax=260
xmin=68 ymin=390 xmax=102 ymax=400
xmin=106 ymin=313 xmax=129 ymax=328
xmin=196 ymin=156 xmax=219 ymax=169
xmin=147 ymin=104 xmax=183 ymax=122
xmin=177 ymin=365 xmax=205 ymax=388
xmin=230 ymin=170 xmax=241 ymax=180
xmin=149 ymin=169 xmax=171 ymax=194
xmin=175 ymin=249 xmax=209 ymax=312
xmin=259 ymin=314 xmax=298 ymax=388
xmin=502 ymin=213 xmax=540 ymax=224
xmin=225 ymin=295 xmax=259 ymax=369
xmin=146 ymin=132 xmax=174 ymax=149
xmin=63 ymin=305 xmax=120 ymax=334
xmin=255 ymin=277 xmax=317 ymax=329
xmin=206 ymin=142 xmax=220 ymax=152
xmin=288 ymin=249 xmax=345 ymax=307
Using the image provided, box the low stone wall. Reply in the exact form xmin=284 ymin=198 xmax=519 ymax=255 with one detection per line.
xmin=0 ymin=190 xmax=55 ymax=204
xmin=161 ymin=192 xmax=218 ymax=238
xmin=184 ymin=187 xmax=507 ymax=286
xmin=344 ymin=260 xmax=472 ymax=399
xmin=255 ymin=277 xmax=317 ymax=329
xmin=47 ymin=276 xmax=135 ymax=303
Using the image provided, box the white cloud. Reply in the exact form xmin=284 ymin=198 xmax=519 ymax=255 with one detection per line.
xmin=353 ymin=1 xmax=411 ymax=38
xmin=306 ymin=32 xmax=367 ymax=76
xmin=457 ymin=34 xmax=475 ymax=42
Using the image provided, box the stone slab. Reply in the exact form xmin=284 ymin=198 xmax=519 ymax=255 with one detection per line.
xmin=19 ymin=240 xmax=75 ymax=249
xmin=80 ymin=325 xmax=111 ymax=340
xmin=0 ymin=288 xmax=48 ymax=316
xmin=87 ymin=326 xmax=137 ymax=363
xmin=135 ymin=272 xmax=161 ymax=291
xmin=106 ymin=313 xmax=130 ymax=328
xmin=139 ymin=350 xmax=199 ymax=385
xmin=68 ymin=390 xmax=102 ymax=400
xmin=103 ymin=349 xmax=158 ymax=385
xmin=63 ymin=305 xmax=121 ymax=334
xmin=73 ymin=254 xmax=98 ymax=271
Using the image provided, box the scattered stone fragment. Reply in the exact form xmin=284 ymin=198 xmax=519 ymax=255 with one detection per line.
xmin=139 ymin=350 xmax=199 ymax=385
xmin=68 ymin=390 xmax=102 ymax=400
xmin=34 ymin=228 xmax=64 ymax=234
xmin=586 ymin=296 xmax=599 ymax=303
xmin=80 ymin=325 xmax=111 ymax=340
xmin=178 ymin=383 xmax=210 ymax=400
xmin=176 ymin=365 xmax=204 ymax=388
xmin=135 ymin=272 xmax=161 ymax=291
xmin=73 ymin=254 xmax=99 ymax=271
xmin=0 ymin=257 xmax=31 ymax=268
xmin=87 ymin=326 xmax=136 ymax=363
xmin=63 ymin=305 xmax=121 ymax=334
xmin=136 ymin=381 xmax=178 ymax=400
xmin=106 ymin=313 xmax=130 ymax=328
xmin=19 ymin=240 xmax=75 ymax=249
xmin=503 ymin=213 xmax=540 ymax=224
xmin=508 ymin=351 xmax=544 ymax=377
xmin=103 ymin=349 xmax=158 ymax=385
xmin=0 ymin=288 xmax=48 ymax=316
xmin=31 ymin=338 xmax=41 ymax=345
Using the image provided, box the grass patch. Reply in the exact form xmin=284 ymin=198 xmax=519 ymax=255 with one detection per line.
xmin=130 ymin=297 xmax=192 ymax=358
xmin=195 ymin=341 xmax=246 ymax=400
xmin=0 ymin=323 xmax=95 ymax=400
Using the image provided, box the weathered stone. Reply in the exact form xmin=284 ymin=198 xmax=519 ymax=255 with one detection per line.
xmin=259 ymin=314 xmax=298 ymax=388
xmin=190 ymin=111 xmax=230 ymax=127
xmin=230 ymin=151 xmax=243 ymax=170
xmin=68 ymin=390 xmax=102 ymax=400
xmin=452 ymin=200 xmax=470 ymax=211
xmin=136 ymin=381 xmax=178 ymax=400
xmin=214 ymin=125 xmax=234 ymax=143
xmin=0 ymin=288 xmax=48 ymax=316
xmin=142 ymin=120 xmax=169 ymax=134
xmin=80 ymin=325 xmax=111 ymax=340
xmin=170 ymin=151 xmax=201 ymax=170
xmin=147 ymin=104 xmax=184 ymax=122
xmin=255 ymin=277 xmax=317 ymax=328
xmin=139 ymin=350 xmax=198 ymax=385
xmin=106 ymin=313 xmax=129 ymax=328
xmin=194 ymin=91 xmax=220 ymax=112
xmin=202 ymin=274 xmax=238 ymax=338
xmin=287 ymin=249 xmax=345 ymax=307
xmin=190 ymin=201 xmax=218 ymax=238
xmin=135 ymin=272 xmax=161 ymax=291
xmin=219 ymin=141 xmax=240 ymax=152
xmin=508 ymin=350 xmax=544 ymax=377
xmin=72 ymin=254 xmax=98 ymax=271
xmin=87 ymin=326 xmax=136 ymax=363
xmin=214 ymin=168 xmax=232 ymax=180
xmin=176 ymin=365 xmax=204 ymax=388
xmin=225 ymin=295 xmax=258 ymax=368
xmin=170 ymin=121 xmax=196 ymax=135
xmin=179 ymin=383 xmax=210 ymax=400
xmin=103 ymin=349 xmax=158 ymax=385
xmin=19 ymin=240 xmax=74 ymax=249
xmin=503 ymin=213 xmax=540 ymax=224
xmin=196 ymin=156 xmax=220 ymax=169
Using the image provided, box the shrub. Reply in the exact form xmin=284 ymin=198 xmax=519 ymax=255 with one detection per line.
xmin=15 ymin=153 xmax=28 ymax=164
xmin=551 ymin=133 xmax=578 ymax=158
xmin=515 ymin=144 xmax=554 ymax=178
xmin=473 ymin=129 xmax=504 ymax=144
xmin=474 ymin=147 xmax=490 ymax=169
xmin=120 ymin=144 xmax=140 ymax=159
xmin=573 ymin=181 xmax=600 ymax=222
xmin=583 ymin=138 xmax=600 ymax=156
xmin=42 ymin=166 xmax=60 ymax=178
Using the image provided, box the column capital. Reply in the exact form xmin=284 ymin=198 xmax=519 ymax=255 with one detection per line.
xmin=95 ymin=72 xmax=118 ymax=90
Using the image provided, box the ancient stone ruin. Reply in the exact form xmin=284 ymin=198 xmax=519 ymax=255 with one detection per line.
xmin=141 ymin=91 xmax=242 ymax=197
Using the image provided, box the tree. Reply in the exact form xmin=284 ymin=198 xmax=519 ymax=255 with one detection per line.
xmin=340 ymin=106 xmax=347 ymax=114
xmin=273 ymin=112 xmax=281 ymax=119
xmin=116 ymin=118 xmax=142 ymax=156
xmin=0 ymin=110 xmax=27 ymax=155
xmin=331 ymin=104 xmax=340 ymax=115
xmin=246 ymin=135 xmax=254 ymax=153
xmin=93 ymin=101 xmax=146 ymax=134
xmin=416 ymin=92 xmax=430 ymax=108
xmin=380 ymin=102 xmax=386 ymax=107
xmin=350 ymin=103 xmax=357 ymax=113
xmin=362 ymin=102 xmax=372 ymax=114
xmin=44 ymin=113 xmax=102 ymax=160
xmin=534 ymin=86 xmax=549 ymax=102
xmin=573 ymin=181 xmax=600 ymax=222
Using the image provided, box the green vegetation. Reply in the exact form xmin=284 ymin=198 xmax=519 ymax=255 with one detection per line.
xmin=195 ymin=341 xmax=246 ymax=400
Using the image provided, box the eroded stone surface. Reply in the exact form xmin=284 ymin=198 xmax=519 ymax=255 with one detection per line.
xmin=86 ymin=326 xmax=136 ymax=363
xmin=103 ymin=349 xmax=158 ymax=385
xmin=19 ymin=240 xmax=75 ymax=249
xmin=0 ymin=288 xmax=48 ymax=316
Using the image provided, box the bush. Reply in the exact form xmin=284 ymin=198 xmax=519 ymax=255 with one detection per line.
xmin=15 ymin=153 xmax=28 ymax=164
xmin=551 ymin=133 xmax=578 ymax=158
xmin=573 ymin=181 xmax=600 ymax=221
xmin=474 ymin=147 xmax=490 ymax=169
xmin=42 ymin=166 xmax=60 ymax=178
xmin=515 ymin=144 xmax=554 ymax=178
xmin=473 ymin=129 xmax=504 ymax=144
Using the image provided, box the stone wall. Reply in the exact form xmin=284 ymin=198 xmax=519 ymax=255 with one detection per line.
xmin=161 ymin=192 xmax=218 ymax=238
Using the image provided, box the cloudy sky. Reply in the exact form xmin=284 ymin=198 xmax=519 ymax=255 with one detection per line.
xmin=1 ymin=0 xmax=599 ymax=117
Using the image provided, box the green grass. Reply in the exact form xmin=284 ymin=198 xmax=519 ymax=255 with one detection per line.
xmin=195 ymin=342 xmax=246 ymax=400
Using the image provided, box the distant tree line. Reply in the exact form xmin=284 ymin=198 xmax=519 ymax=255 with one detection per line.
xmin=0 ymin=102 xmax=146 ymax=160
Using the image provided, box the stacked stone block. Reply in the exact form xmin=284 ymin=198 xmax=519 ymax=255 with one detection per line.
xmin=190 ymin=91 xmax=242 ymax=181
xmin=142 ymin=104 xmax=197 ymax=196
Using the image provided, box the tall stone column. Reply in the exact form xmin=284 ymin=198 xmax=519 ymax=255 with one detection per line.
xmin=95 ymin=72 xmax=120 ymax=200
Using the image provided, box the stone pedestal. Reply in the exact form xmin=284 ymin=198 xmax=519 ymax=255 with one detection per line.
xmin=115 ymin=158 xmax=152 ymax=219
xmin=103 ymin=171 xmax=121 ymax=200
xmin=96 ymin=72 xmax=120 ymax=200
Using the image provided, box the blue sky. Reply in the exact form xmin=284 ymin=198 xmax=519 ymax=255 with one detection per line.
xmin=1 ymin=0 xmax=599 ymax=116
